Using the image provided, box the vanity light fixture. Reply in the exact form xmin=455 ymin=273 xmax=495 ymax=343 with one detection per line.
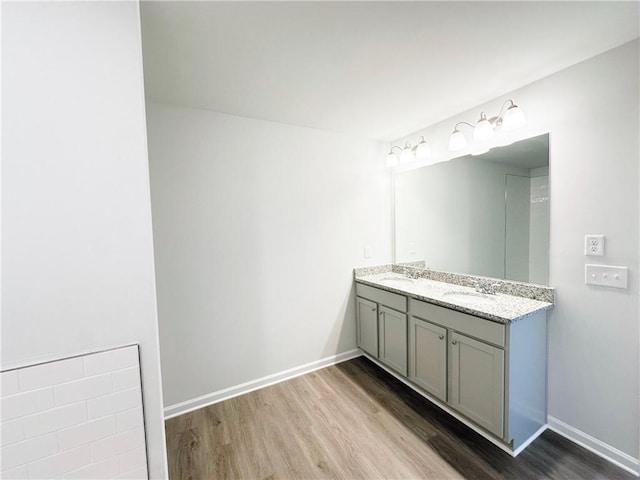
xmin=448 ymin=99 xmax=526 ymax=151
xmin=386 ymin=136 xmax=431 ymax=167
xmin=400 ymin=143 xmax=414 ymax=163
xmin=473 ymin=112 xmax=494 ymax=141
xmin=414 ymin=136 xmax=432 ymax=158
xmin=387 ymin=100 xmax=524 ymax=166
xmin=449 ymin=122 xmax=472 ymax=151
xmin=386 ymin=147 xmax=400 ymax=167
xmin=502 ymin=101 xmax=526 ymax=130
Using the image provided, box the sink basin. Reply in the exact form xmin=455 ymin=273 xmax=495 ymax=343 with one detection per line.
xmin=376 ymin=276 xmax=415 ymax=287
xmin=442 ymin=291 xmax=496 ymax=305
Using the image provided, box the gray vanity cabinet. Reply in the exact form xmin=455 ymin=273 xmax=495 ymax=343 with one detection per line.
xmin=409 ymin=297 xmax=546 ymax=449
xmin=448 ymin=331 xmax=505 ymax=438
xmin=378 ymin=306 xmax=408 ymax=376
xmin=356 ymin=297 xmax=378 ymax=357
xmin=408 ymin=317 xmax=447 ymax=402
xmin=411 ymin=298 xmax=507 ymax=439
xmin=355 ymin=283 xmax=408 ymax=376
xmin=355 ymin=277 xmax=549 ymax=453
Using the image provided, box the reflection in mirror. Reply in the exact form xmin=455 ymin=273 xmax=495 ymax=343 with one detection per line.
xmin=394 ymin=133 xmax=549 ymax=284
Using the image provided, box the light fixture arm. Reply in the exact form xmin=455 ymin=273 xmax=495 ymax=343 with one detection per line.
xmin=488 ymin=99 xmax=519 ymax=127
xmin=495 ymin=99 xmax=516 ymax=120
xmin=385 ymin=135 xmax=432 ymax=166
xmin=446 ymin=98 xmax=525 ymax=153
xmin=453 ymin=121 xmax=475 ymax=131
xmin=412 ymin=136 xmax=427 ymax=148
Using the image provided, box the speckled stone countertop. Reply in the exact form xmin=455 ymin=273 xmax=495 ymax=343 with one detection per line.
xmin=355 ymin=271 xmax=553 ymax=324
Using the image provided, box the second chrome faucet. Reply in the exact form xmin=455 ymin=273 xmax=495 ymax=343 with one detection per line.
xmin=475 ymin=282 xmax=501 ymax=295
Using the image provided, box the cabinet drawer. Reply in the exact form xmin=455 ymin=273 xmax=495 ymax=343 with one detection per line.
xmin=356 ymin=283 xmax=407 ymax=312
xmin=410 ymin=298 xmax=505 ymax=348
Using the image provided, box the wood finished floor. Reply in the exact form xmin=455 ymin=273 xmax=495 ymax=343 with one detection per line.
xmin=165 ymin=357 xmax=636 ymax=479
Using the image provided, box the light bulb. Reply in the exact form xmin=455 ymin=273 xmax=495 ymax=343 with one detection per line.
xmin=386 ymin=151 xmax=398 ymax=167
xmin=474 ymin=112 xmax=494 ymax=142
xmin=449 ymin=129 xmax=467 ymax=151
xmin=415 ymin=139 xmax=431 ymax=158
xmin=502 ymin=104 xmax=526 ymax=131
xmin=400 ymin=145 xmax=414 ymax=163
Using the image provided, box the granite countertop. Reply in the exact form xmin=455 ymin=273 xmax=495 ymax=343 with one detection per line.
xmin=356 ymin=272 xmax=553 ymax=324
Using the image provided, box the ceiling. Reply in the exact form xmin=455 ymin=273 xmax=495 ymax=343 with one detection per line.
xmin=140 ymin=1 xmax=639 ymax=142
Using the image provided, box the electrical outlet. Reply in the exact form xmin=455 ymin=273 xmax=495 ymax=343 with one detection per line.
xmin=364 ymin=246 xmax=372 ymax=259
xmin=584 ymin=235 xmax=604 ymax=256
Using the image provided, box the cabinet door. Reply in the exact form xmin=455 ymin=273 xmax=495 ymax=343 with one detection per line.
xmin=356 ymin=297 xmax=378 ymax=357
xmin=408 ymin=317 xmax=447 ymax=402
xmin=449 ymin=332 xmax=504 ymax=438
xmin=378 ymin=306 xmax=407 ymax=376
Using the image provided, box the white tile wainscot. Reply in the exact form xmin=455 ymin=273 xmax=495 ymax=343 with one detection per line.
xmin=0 ymin=345 xmax=148 ymax=479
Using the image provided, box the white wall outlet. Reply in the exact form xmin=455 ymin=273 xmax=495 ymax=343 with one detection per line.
xmin=364 ymin=246 xmax=372 ymax=259
xmin=409 ymin=242 xmax=416 ymax=255
xmin=585 ymin=264 xmax=628 ymax=289
xmin=584 ymin=235 xmax=604 ymax=256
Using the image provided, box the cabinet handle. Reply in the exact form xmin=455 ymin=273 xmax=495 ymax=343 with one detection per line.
xmin=371 ymin=306 xmax=376 ymax=312
xmin=452 ymin=340 xmax=458 ymax=345
xmin=439 ymin=335 xmax=444 ymax=340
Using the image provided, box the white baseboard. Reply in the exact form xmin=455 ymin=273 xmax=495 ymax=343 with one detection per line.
xmin=164 ymin=349 xmax=363 ymax=419
xmin=547 ymin=415 xmax=640 ymax=477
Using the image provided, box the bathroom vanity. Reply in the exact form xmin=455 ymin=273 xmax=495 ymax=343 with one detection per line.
xmin=354 ymin=265 xmax=554 ymax=455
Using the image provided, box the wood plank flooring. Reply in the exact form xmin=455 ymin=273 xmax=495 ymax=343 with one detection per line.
xmin=165 ymin=357 xmax=636 ymax=479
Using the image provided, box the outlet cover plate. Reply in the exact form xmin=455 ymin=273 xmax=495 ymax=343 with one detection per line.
xmin=584 ymin=235 xmax=604 ymax=256
xmin=585 ymin=264 xmax=628 ymax=289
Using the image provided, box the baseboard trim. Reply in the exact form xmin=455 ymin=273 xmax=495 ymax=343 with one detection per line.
xmin=547 ymin=415 xmax=640 ymax=477
xmin=164 ymin=349 xmax=363 ymax=419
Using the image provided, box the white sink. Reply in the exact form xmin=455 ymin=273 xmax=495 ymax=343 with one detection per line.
xmin=442 ymin=291 xmax=496 ymax=305
xmin=376 ymin=276 xmax=415 ymax=288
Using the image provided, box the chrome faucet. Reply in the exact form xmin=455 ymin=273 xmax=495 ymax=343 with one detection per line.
xmin=475 ymin=282 xmax=501 ymax=295
xmin=403 ymin=267 xmax=421 ymax=279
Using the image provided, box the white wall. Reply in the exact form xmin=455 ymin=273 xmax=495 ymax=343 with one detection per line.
xmin=146 ymin=103 xmax=392 ymax=408
xmin=394 ymin=40 xmax=640 ymax=465
xmin=2 ymin=3 xmax=167 ymax=478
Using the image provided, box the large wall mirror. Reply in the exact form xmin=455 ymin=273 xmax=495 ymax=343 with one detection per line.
xmin=394 ymin=133 xmax=550 ymax=285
